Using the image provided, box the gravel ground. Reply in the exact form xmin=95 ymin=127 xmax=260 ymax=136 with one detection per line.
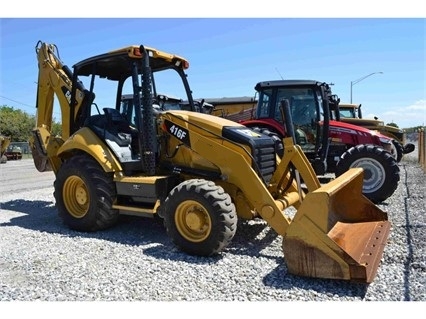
xmin=0 ymin=144 xmax=425 ymax=317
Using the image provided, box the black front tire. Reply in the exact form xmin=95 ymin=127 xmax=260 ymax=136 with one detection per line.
xmin=335 ymin=144 xmax=400 ymax=203
xmin=54 ymin=154 xmax=118 ymax=231
xmin=162 ymin=179 xmax=237 ymax=256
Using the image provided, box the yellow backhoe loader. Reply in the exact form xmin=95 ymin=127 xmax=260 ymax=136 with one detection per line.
xmin=30 ymin=40 xmax=391 ymax=283
xmin=1 ymin=135 xmax=11 ymax=163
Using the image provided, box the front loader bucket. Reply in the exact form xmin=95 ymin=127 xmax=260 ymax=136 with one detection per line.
xmin=283 ymin=168 xmax=390 ymax=283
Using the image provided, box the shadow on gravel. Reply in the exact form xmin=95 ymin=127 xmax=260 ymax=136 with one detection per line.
xmin=263 ymin=262 xmax=368 ymax=299
xmin=144 ymin=219 xmax=285 ymax=265
xmin=227 ymin=220 xmax=280 ymax=257
xmin=0 ymin=199 xmax=224 ymax=266
xmin=0 ymin=199 xmax=170 ymax=247
xmin=0 ymin=199 xmax=379 ymax=297
xmin=228 ymin=220 xmax=369 ymax=298
xmin=146 ymin=218 xmax=370 ymax=298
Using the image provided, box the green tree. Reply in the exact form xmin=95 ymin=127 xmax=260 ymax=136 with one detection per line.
xmin=0 ymin=105 xmax=62 ymax=141
xmin=0 ymin=105 xmax=35 ymax=142
xmin=386 ymin=122 xmax=399 ymax=128
xmin=51 ymin=121 xmax=62 ymax=136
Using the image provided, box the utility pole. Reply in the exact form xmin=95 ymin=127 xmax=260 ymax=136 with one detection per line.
xmin=350 ymin=72 xmax=383 ymax=103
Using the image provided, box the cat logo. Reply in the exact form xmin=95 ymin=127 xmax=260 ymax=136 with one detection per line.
xmin=61 ymin=87 xmax=72 ymax=105
xmin=236 ymin=128 xmax=262 ymax=138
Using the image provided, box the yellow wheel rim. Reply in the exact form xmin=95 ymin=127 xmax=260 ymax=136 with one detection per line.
xmin=63 ymin=176 xmax=90 ymax=218
xmin=175 ymin=200 xmax=211 ymax=242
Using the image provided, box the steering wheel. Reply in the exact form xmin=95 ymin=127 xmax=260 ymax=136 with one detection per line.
xmin=156 ymin=94 xmax=168 ymax=110
xmin=195 ymin=99 xmax=205 ymax=112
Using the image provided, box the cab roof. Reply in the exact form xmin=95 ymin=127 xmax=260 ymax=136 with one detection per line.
xmin=255 ymin=80 xmax=325 ymax=91
xmin=73 ymin=45 xmax=189 ymax=81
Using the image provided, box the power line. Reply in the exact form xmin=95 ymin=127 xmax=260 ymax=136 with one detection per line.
xmin=275 ymin=68 xmax=284 ymax=80
xmin=0 ymin=95 xmax=35 ymax=109
xmin=0 ymin=95 xmax=62 ymax=119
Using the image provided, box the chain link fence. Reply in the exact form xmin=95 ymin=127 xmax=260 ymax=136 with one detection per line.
xmin=418 ymin=129 xmax=426 ymax=172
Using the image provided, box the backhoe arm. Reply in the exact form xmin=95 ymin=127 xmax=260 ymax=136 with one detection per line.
xmin=30 ymin=41 xmax=86 ymax=172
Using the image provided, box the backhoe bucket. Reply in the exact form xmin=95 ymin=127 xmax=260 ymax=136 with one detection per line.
xmin=283 ymin=168 xmax=390 ymax=283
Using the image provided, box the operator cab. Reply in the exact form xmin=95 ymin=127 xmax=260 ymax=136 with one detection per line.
xmin=256 ymin=81 xmax=325 ymax=156
xmin=252 ymin=80 xmax=338 ymax=175
xmin=69 ymin=45 xmax=197 ymax=174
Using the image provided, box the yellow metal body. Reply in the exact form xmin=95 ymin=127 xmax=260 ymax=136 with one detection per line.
xmin=158 ymin=111 xmax=390 ymax=282
xmin=0 ymin=135 xmax=11 ymax=157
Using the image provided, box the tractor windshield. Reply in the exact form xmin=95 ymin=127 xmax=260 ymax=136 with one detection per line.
xmin=339 ymin=106 xmax=357 ymax=118
xmin=257 ymin=85 xmax=323 ymax=149
xmin=257 ymin=87 xmax=322 ymax=124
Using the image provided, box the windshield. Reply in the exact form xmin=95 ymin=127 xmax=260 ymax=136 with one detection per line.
xmin=339 ymin=107 xmax=357 ymax=118
xmin=256 ymin=85 xmax=324 ymax=154
xmin=257 ymin=86 xmax=322 ymax=125
xmin=120 ymin=93 xmax=186 ymax=127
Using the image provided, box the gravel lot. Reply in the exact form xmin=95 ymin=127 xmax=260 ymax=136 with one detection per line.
xmin=0 ymin=144 xmax=425 ymax=317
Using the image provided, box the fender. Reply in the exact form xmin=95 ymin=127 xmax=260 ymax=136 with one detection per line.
xmin=58 ymin=127 xmax=122 ymax=172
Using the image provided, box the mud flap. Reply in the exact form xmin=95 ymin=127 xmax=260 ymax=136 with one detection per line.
xmin=282 ymin=168 xmax=390 ymax=283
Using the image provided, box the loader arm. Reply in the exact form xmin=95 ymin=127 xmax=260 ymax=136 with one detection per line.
xmin=160 ymin=111 xmax=324 ymax=236
xmin=30 ymin=41 xmax=88 ymax=172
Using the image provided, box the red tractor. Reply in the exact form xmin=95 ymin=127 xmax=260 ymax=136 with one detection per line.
xmin=235 ymin=80 xmax=400 ymax=204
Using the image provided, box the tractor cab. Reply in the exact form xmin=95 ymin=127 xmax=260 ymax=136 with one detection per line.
xmin=253 ymin=80 xmax=337 ymax=174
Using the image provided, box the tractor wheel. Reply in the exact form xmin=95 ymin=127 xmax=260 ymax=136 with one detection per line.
xmin=390 ymin=140 xmax=403 ymax=162
xmin=162 ymin=179 xmax=237 ymax=256
xmin=54 ymin=154 xmax=118 ymax=232
xmin=335 ymin=144 xmax=400 ymax=203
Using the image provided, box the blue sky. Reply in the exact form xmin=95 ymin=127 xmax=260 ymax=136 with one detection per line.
xmin=1 ymin=5 xmax=425 ymax=129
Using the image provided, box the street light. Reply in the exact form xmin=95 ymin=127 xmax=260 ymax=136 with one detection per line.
xmin=350 ymin=72 xmax=383 ymax=103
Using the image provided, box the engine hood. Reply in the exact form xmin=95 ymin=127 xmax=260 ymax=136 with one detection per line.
xmin=329 ymin=120 xmax=392 ymax=141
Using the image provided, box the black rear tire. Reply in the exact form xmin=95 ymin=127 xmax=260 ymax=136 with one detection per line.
xmin=335 ymin=144 xmax=400 ymax=203
xmin=54 ymin=154 xmax=118 ymax=231
xmin=162 ymin=179 xmax=237 ymax=256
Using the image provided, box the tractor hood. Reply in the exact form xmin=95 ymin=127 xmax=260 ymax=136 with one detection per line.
xmin=330 ymin=120 xmax=390 ymax=137
xmin=329 ymin=120 xmax=392 ymax=145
